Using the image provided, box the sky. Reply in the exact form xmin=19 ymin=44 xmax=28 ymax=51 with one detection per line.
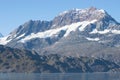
xmin=0 ymin=0 xmax=120 ymax=36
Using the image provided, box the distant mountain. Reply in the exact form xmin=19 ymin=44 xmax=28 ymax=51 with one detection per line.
xmin=0 ymin=33 xmax=3 ymax=37
xmin=0 ymin=45 xmax=119 ymax=73
xmin=0 ymin=7 xmax=120 ymax=65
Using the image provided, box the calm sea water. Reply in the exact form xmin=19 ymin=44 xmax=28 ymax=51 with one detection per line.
xmin=0 ymin=73 xmax=120 ymax=80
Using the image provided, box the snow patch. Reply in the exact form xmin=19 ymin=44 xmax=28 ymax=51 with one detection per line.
xmin=79 ymin=20 xmax=97 ymax=31
xmin=86 ymin=37 xmax=100 ymax=41
xmin=63 ymin=22 xmax=83 ymax=37
xmin=16 ymin=33 xmax=25 ymax=39
xmin=19 ymin=20 xmax=97 ymax=43
xmin=98 ymin=9 xmax=105 ymax=13
xmin=0 ymin=36 xmax=11 ymax=45
xmin=111 ymin=30 xmax=120 ymax=34
xmin=90 ymin=29 xmax=110 ymax=34
xmin=20 ymin=27 xmax=67 ymax=43
xmin=90 ymin=29 xmax=120 ymax=34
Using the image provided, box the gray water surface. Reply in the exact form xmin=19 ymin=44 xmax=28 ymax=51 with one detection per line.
xmin=0 ymin=73 xmax=120 ymax=80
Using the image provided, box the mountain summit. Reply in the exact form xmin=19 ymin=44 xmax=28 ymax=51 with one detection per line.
xmin=0 ymin=7 xmax=120 ymax=64
xmin=52 ymin=7 xmax=117 ymax=28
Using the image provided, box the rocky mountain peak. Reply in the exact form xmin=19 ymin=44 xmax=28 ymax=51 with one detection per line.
xmin=52 ymin=7 xmax=116 ymax=28
xmin=9 ymin=20 xmax=52 ymax=39
xmin=88 ymin=6 xmax=97 ymax=11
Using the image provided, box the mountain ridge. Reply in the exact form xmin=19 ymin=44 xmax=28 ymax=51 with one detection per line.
xmin=0 ymin=7 xmax=120 ymax=65
xmin=1 ymin=7 xmax=119 ymax=44
xmin=52 ymin=7 xmax=118 ymax=28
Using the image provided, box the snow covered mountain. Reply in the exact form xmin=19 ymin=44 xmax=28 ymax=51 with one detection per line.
xmin=0 ymin=7 xmax=120 ymax=63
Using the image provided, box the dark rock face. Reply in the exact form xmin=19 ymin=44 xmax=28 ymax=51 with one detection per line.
xmin=0 ymin=45 xmax=119 ymax=73
xmin=0 ymin=45 xmax=41 ymax=73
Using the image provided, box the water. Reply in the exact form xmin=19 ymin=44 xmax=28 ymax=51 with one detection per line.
xmin=0 ymin=73 xmax=120 ymax=80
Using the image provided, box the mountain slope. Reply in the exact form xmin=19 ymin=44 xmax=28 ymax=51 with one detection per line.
xmin=0 ymin=45 xmax=119 ymax=73
xmin=0 ymin=7 xmax=120 ymax=64
xmin=0 ymin=45 xmax=41 ymax=72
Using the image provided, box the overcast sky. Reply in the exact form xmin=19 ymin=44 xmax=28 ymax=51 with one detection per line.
xmin=0 ymin=0 xmax=120 ymax=36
